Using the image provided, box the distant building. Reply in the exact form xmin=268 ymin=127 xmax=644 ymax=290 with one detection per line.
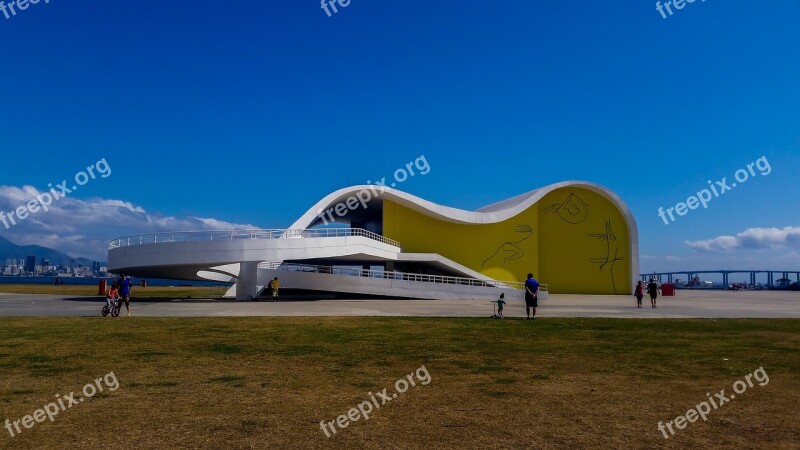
xmin=25 ymin=255 xmax=36 ymax=274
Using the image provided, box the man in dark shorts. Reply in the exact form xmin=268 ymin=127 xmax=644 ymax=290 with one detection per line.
xmin=647 ymin=279 xmax=659 ymax=309
xmin=119 ymin=273 xmax=133 ymax=317
xmin=524 ymin=273 xmax=540 ymax=319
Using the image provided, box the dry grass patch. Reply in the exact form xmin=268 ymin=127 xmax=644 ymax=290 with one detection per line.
xmin=0 ymin=318 xmax=797 ymax=449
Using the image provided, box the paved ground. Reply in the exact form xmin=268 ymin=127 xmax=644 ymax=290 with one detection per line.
xmin=0 ymin=289 xmax=798 ymax=318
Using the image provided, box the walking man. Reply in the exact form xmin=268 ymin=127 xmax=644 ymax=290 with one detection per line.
xmin=119 ymin=273 xmax=133 ymax=316
xmin=647 ymin=279 xmax=659 ymax=308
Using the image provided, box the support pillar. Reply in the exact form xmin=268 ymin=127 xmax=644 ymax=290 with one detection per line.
xmin=385 ymin=261 xmax=395 ymax=279
xmin=236 ymin=262 xmax=259 ymax=301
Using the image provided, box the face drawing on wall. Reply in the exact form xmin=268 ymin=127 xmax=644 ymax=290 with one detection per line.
xmin=542 ymin=193 xmax=589 ymax=224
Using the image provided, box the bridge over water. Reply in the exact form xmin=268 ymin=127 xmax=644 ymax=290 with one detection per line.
xmin=640 ymin=270 xmax=800 ymax=287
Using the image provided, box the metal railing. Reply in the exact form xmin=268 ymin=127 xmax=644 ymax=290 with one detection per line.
xmin=258 ymin=261 xmax=541 ymax=291
xmin=108 ymin=228 xmax=401 ymax=250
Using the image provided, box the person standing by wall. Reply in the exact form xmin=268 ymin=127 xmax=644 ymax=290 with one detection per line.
xmin=524 ymin=273 xmax=539 ymax=320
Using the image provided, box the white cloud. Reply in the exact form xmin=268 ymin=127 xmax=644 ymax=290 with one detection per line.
xmin=685 ymin=226 xmax=800 ymax=252
xmin=0 ymin=185 xmax=257 ymax=261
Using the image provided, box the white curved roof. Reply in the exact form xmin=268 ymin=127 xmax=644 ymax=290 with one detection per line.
xmin=291 ymin=180 xmax=636 ymax=229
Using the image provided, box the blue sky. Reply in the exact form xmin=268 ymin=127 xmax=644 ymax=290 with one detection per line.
xmin=0 ymin=0 xmax=798 ymax=275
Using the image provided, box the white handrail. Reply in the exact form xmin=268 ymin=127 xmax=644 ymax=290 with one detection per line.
xmin=108 ymin=228 xmax=401 ymax=250
xmin=258 ymin=261 xmax=545 ymax=292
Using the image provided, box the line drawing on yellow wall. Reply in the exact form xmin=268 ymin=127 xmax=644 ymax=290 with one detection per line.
xmin=588 ymin=219 xmax=625 ymax=294
xmin=482 ymin=224 xmax=533 ymax=267
xmin=542 ymin=193 xmax=590 ymax=224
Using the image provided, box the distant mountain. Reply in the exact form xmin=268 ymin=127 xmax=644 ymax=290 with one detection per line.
xmin=0 ymin=235 xmax=97 ymax=267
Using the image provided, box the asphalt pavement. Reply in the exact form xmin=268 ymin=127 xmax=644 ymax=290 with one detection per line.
xmin=0 ymin=290 xmax=797 ymax=318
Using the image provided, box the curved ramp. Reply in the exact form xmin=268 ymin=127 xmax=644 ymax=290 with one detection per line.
xmin=250 ymin=263 xmax=528 ymax=301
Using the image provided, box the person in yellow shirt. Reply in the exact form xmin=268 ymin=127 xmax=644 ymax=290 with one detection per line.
xmin=271 ymin=277 xmax=280 ymax=301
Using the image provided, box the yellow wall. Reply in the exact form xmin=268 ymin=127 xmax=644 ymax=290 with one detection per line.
xmin=537 ymin=188 xmax=631 ymax=295
xmin=383 ymin=201 xmax=539 ymax=282
xmin=382 ymin=187 xmax=631 ymax=295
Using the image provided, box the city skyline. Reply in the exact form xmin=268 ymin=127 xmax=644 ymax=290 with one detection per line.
xmin=1 ymin=256 xmax=106 ymax=278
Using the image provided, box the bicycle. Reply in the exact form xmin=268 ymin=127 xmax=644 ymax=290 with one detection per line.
xmin=102 ymin=298 xmax=121 ymax=317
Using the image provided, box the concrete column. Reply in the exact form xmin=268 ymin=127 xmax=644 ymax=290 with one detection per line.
xmin=236 ymin=262 xmax=259 ymax=301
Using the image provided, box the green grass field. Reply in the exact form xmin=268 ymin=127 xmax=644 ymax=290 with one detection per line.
xmin=0 ymin=318 xmax=797 ymax=449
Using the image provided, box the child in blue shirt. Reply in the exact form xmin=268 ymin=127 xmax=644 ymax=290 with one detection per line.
xmin=496 ymin=293 xmax=506 ymax=319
